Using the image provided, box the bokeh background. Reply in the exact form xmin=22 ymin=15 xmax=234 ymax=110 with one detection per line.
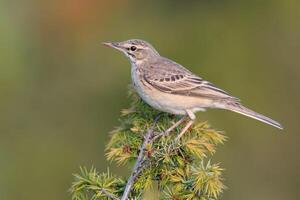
xmin=1 ymin=1 xmax=299 ymax=200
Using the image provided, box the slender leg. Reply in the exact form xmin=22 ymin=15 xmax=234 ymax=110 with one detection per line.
xmin=152 ymin=115 xmax=186 ymax=140
xmin=175 ymin=120 xmax=194 ymax=140
xmin=175 ymin=110 xmax=196 ymax=140
xmin=164 ymin=116 xmax=186 ymax=135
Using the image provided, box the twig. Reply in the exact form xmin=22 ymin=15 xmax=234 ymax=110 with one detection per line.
xmin=100 ymin=188 xmax=120 ymax=200
xmin=120 ymin=115 xmax=161 ymax=200
xmin=121 ymin=115 xmax=188 ymax=199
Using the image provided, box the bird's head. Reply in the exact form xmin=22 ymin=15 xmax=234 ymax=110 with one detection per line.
xmin=103 ymin=39 xmax=159 ymax=63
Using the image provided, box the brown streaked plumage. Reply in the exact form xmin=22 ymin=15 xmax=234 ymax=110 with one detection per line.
xmin=103 ymin=39 xmax=283 ymax=137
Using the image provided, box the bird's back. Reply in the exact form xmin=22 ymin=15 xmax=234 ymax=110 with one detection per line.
xmin=141 ymin=56 xmax=238 ymax=102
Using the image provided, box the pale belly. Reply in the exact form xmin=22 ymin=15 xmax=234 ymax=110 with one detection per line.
xmin=131 ymin=68 xmax=210 ymax=115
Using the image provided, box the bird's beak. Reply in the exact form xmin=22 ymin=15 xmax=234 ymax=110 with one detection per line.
xmin=102 ymin=42 xmax=122 ymax=50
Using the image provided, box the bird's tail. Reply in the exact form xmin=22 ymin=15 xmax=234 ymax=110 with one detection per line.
xmin=220 ymin=101 xmax=283 ymax=129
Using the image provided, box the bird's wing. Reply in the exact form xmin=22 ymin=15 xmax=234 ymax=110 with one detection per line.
xmin=143 ymin=57 xmax=239 ymax=101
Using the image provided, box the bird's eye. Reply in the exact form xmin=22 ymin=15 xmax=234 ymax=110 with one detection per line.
xmin=130 ymin=46 xmax=137 ymax=51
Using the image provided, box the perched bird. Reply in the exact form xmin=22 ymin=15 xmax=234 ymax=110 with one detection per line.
xmin=103 ymin=39 xmax=283 ymax=138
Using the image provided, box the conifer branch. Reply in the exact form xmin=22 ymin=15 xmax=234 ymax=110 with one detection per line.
xmin=71 ymin=87 xmax=227 ymax=200
xmin=121 ymin=114 xmax=160 ymax=200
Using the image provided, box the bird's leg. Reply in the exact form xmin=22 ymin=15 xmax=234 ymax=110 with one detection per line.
xmin=153 ymin=115 xmax=186 ymax=140
xmin=176 ymin=110 xmax=195 ymax=140
xmin=164 ymin=115 xmax=186 ymax=135
xmin=176 ymin=120 xmax=194 ymax=140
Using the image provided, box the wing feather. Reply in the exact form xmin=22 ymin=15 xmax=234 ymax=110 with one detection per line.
xmin=143 ymin=57 xmax=239 ymax=101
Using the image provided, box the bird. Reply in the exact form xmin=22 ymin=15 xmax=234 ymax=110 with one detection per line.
xmin=103 ymin=39 xmax=283 ymax=138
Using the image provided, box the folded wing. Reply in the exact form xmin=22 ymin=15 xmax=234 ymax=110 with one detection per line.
xmin=143 ymin=57 xmax=239 ymax=101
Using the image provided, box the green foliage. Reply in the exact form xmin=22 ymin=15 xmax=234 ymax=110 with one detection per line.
xmin=71 ymin=88 xmax=226 ymax=200
xmin=71 ymin=167 xmax=125 ymax=200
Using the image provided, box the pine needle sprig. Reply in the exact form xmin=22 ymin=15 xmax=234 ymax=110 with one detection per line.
xmin=71 ymin=87 xmax=227 ymax=200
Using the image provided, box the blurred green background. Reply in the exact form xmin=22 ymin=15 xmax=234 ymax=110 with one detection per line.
xmin=0 ymin=0 xmax=299 ymax=199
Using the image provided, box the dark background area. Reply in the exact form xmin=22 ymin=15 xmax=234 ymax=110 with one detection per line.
xmin=0 ymin=1 xmax=299 ymax=199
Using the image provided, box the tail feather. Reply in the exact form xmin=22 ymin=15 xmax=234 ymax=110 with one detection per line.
xmin=221 ymin=102 xmax=283 ymax=129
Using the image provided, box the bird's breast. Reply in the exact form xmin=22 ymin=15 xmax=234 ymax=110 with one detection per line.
xmin=130 ymin=64 xmax=210 ymax=115
xmin=131 ymin=64 xmax=162 ymax=108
